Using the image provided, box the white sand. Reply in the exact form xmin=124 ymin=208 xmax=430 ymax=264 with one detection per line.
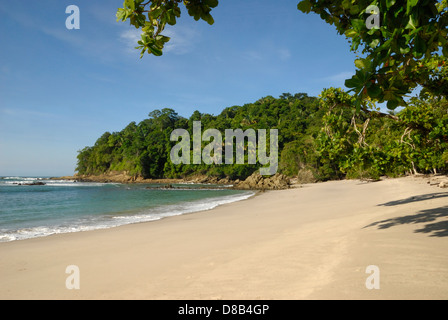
xmin=1 ymin=176 xmax=447 ymax=300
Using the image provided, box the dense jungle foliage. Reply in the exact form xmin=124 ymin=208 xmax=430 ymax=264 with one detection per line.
xmin=76 ymin=89 xmax=448 ymax=181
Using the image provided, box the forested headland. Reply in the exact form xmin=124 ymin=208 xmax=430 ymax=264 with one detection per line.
xmin=75 ymin=0 xmax=448 ymax=184
xmin=75 ymin=88 xmax=448 ymax=183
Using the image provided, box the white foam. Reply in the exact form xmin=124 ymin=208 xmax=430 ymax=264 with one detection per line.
xmin=111 ymin=192 xmax=254 ymax=224
xmin=0 ymin=191 xmax=255 ymax=242
xmin=44 ymin=182 xmax=109 ymax=187
xmin=2 ymin=177 xmax=41 ymax=181
xmin=0 ymin=180 xmax=112 ymax=187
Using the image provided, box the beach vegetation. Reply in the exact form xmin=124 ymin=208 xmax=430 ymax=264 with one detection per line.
xmin=76 ymin=90 xmax=448 ymax=181
xmin=117 ymin=0 xmax=448 ymax=107
xmin=78 ymin=1 xmax=448 ymax=182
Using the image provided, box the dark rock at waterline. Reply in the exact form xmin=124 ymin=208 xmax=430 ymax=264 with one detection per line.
xmin=234 ymin=172 xmax=290 ymax=190
xmin=146 ymin=184 xmax=175 ymax=190
xmin=16 ymin=182 xmax=46 ymax=186
xmin=145 ymin=184 xmax=228 ymax=190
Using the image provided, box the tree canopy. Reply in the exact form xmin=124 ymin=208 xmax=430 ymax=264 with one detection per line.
xmin=116 ymin=0 xmax=218 ymax=57
xmin=76 ymin=91 xmax=448 ymax=181
xmin=117 ymin=0 xmax=448 ymax=107
xmin=109 ymin=1 xmax=448 ymax=181
xmin=297 ymin=0 xmax=448 ymax=108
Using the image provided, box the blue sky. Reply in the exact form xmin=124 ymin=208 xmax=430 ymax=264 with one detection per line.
xmin=0 ymin=0 xmax=361 ymax=176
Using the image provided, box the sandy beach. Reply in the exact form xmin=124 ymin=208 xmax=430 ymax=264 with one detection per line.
xmin=1 ymin=176 xmax=447 ymax=300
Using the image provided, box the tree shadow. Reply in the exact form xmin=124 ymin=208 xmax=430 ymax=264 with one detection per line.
xmin=378 ymin=192 xmax=448 ymax=207
xmin=364 ymin=206 xmax=448 ymax=237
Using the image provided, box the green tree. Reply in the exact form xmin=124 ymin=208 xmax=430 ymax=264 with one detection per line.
xmin=395 ymin=95 xmax=448 ymax=174
xmin=118 ymin=1 xmax=448 ymax=106
xmin=314 ymin=88 xmax=448 ymax=180
xmin=297 ymin=0 xmax=448 ymax=108
xmin=75 ymin=90 xmax=446 ymax=181
xmin=116 ymin=0 xmax=218 ymax=57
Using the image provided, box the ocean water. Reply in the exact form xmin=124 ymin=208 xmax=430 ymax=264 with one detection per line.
xmin=0 ymin=177 xmax=254 ymax=242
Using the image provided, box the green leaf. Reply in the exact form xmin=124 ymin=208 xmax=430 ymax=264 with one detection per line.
xmin=354 ymin=58 xmax=371 ymax=69
xmin=320 ymin=10 xmax=330 ymax=21
xmin=367 ymin=84 xmax=382 ymax=98
xmin=345 ymin=29 xmax=358 ymax=38
xmin=351 ymin=19 xmax=365 ymax=32
xmin=356 ymin=69 xmax=369 ymax=83
xmin=135 ymin=13 xmax=146 ymax=26
xmin=116 ymin=8 xmax=126 ymax=22
xmin=150 ymin=7 xmax=163 ymax=19
xmin=405 ymin=16 xmax=417 ymax=29
xmin=204 ymin=0 xmax=219 ymax=8
xmin=156 ymin=35 xmax=170 ymax=43
xmin=400 ymin=46 xmax=411 ymax=54
xmin=377 ymin=65 xmax=393 ymax=73
xmin=413 ymin=35 xmax=427 ymax=57
xmin=367 ymin=28 xmax=379 ymax=36
xmin=341 ymin=0 xmax=351 ymax=9
xmin=125 ymin=0 xmax=135 ymax=11
xmin=394 ymin=6 xmax=404 ymax=18
xmin=407 ymin=0 xmax=419 ymax=14
xmin=387 ymin=99 xmax=399 ymax=110
xmin=376 ymin=38 xmax=393 ymax=52
xmin=443 ymin=45 xmax=448 ymax=57
xmin=386 ymin=0 xmax=396 ymax=8
xmin=438 ymin=33 xmax=447 ymax=46
xmin=297 ymin=0 xmax=312 ymax=13
xmin=345 ymin=75 xmax=362 ymax=89
xmin=369 ymin=39 xmax=380 ymax=48
xmin=203 ymin=13 xmax=215 ymax=25
xmin=354 ymin=99 xmax=362 ymax=112
xmin=349 ymin=5 xmax=360 ymax=15
xmin=149 ymin=45 xmax=163 ymax=56
xmin=354 ymin=59 xmax=364 ymax=69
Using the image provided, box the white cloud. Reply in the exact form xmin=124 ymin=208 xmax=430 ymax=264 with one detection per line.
xmin=163 ymin=27 xmax=199 ymax=55
xmin=120 ymin=29 xmax=141 ymax=44
xmin=242 ymin=46 xmax=291 ymax=63
xmin=323 ymin=71 xmax=355 ymax=83
xmin=119 ymin=29 xmax=142 ymax=53
xmin=243 ymin=50 xmax=264 ymax=61
xmin=119 ymin=26 xmax=199 ymax=55
xmin=278 ymin=48 xmax=291 ymax=61
xmin=42 ymin=27 xmax=118 ymax=63
xmin=0 ymin=108 xmax=59 ymax=119
xmin=41 ymin=27 xmax=86 ymax=48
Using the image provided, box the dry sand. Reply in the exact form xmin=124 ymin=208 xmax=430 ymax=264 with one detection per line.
xmin=1 ymin=176 xmax=447 ymax=300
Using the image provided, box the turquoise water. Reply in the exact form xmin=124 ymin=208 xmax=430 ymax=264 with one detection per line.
xmin=0 ymin=177 xmax=253 ymax=242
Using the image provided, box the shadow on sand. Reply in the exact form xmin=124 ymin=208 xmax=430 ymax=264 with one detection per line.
xmin=364 ymin=192 xmax=448 ymax=237
xmin=378 ymin=192 xmax=448 ymax=207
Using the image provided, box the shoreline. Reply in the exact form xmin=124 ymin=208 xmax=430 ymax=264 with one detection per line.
xmin=53 ymin=173 xmax=235 ymax=185
xmin=0 ymin=184 xmax=257 ymax=243
xmin=1 ymin=189 xmax=260 ymax=244
xmin=1 ymin=176 xmax=448 ymax=299
xmin=53 ymin=171 xmax=292 ymax=190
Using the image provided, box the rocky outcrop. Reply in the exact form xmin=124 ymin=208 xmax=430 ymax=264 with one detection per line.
xmin=15 ymin=182 xmax=46 ymax=186
xmin=54 ymin=172 xmax=183 ymax=184
xmin=234 ymin=172 xmax=290 ymax=190
xmin=55 ymin=171 xmax=291 ymax=190
xmin=185 ymin=175 xmax=233 ymax=185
